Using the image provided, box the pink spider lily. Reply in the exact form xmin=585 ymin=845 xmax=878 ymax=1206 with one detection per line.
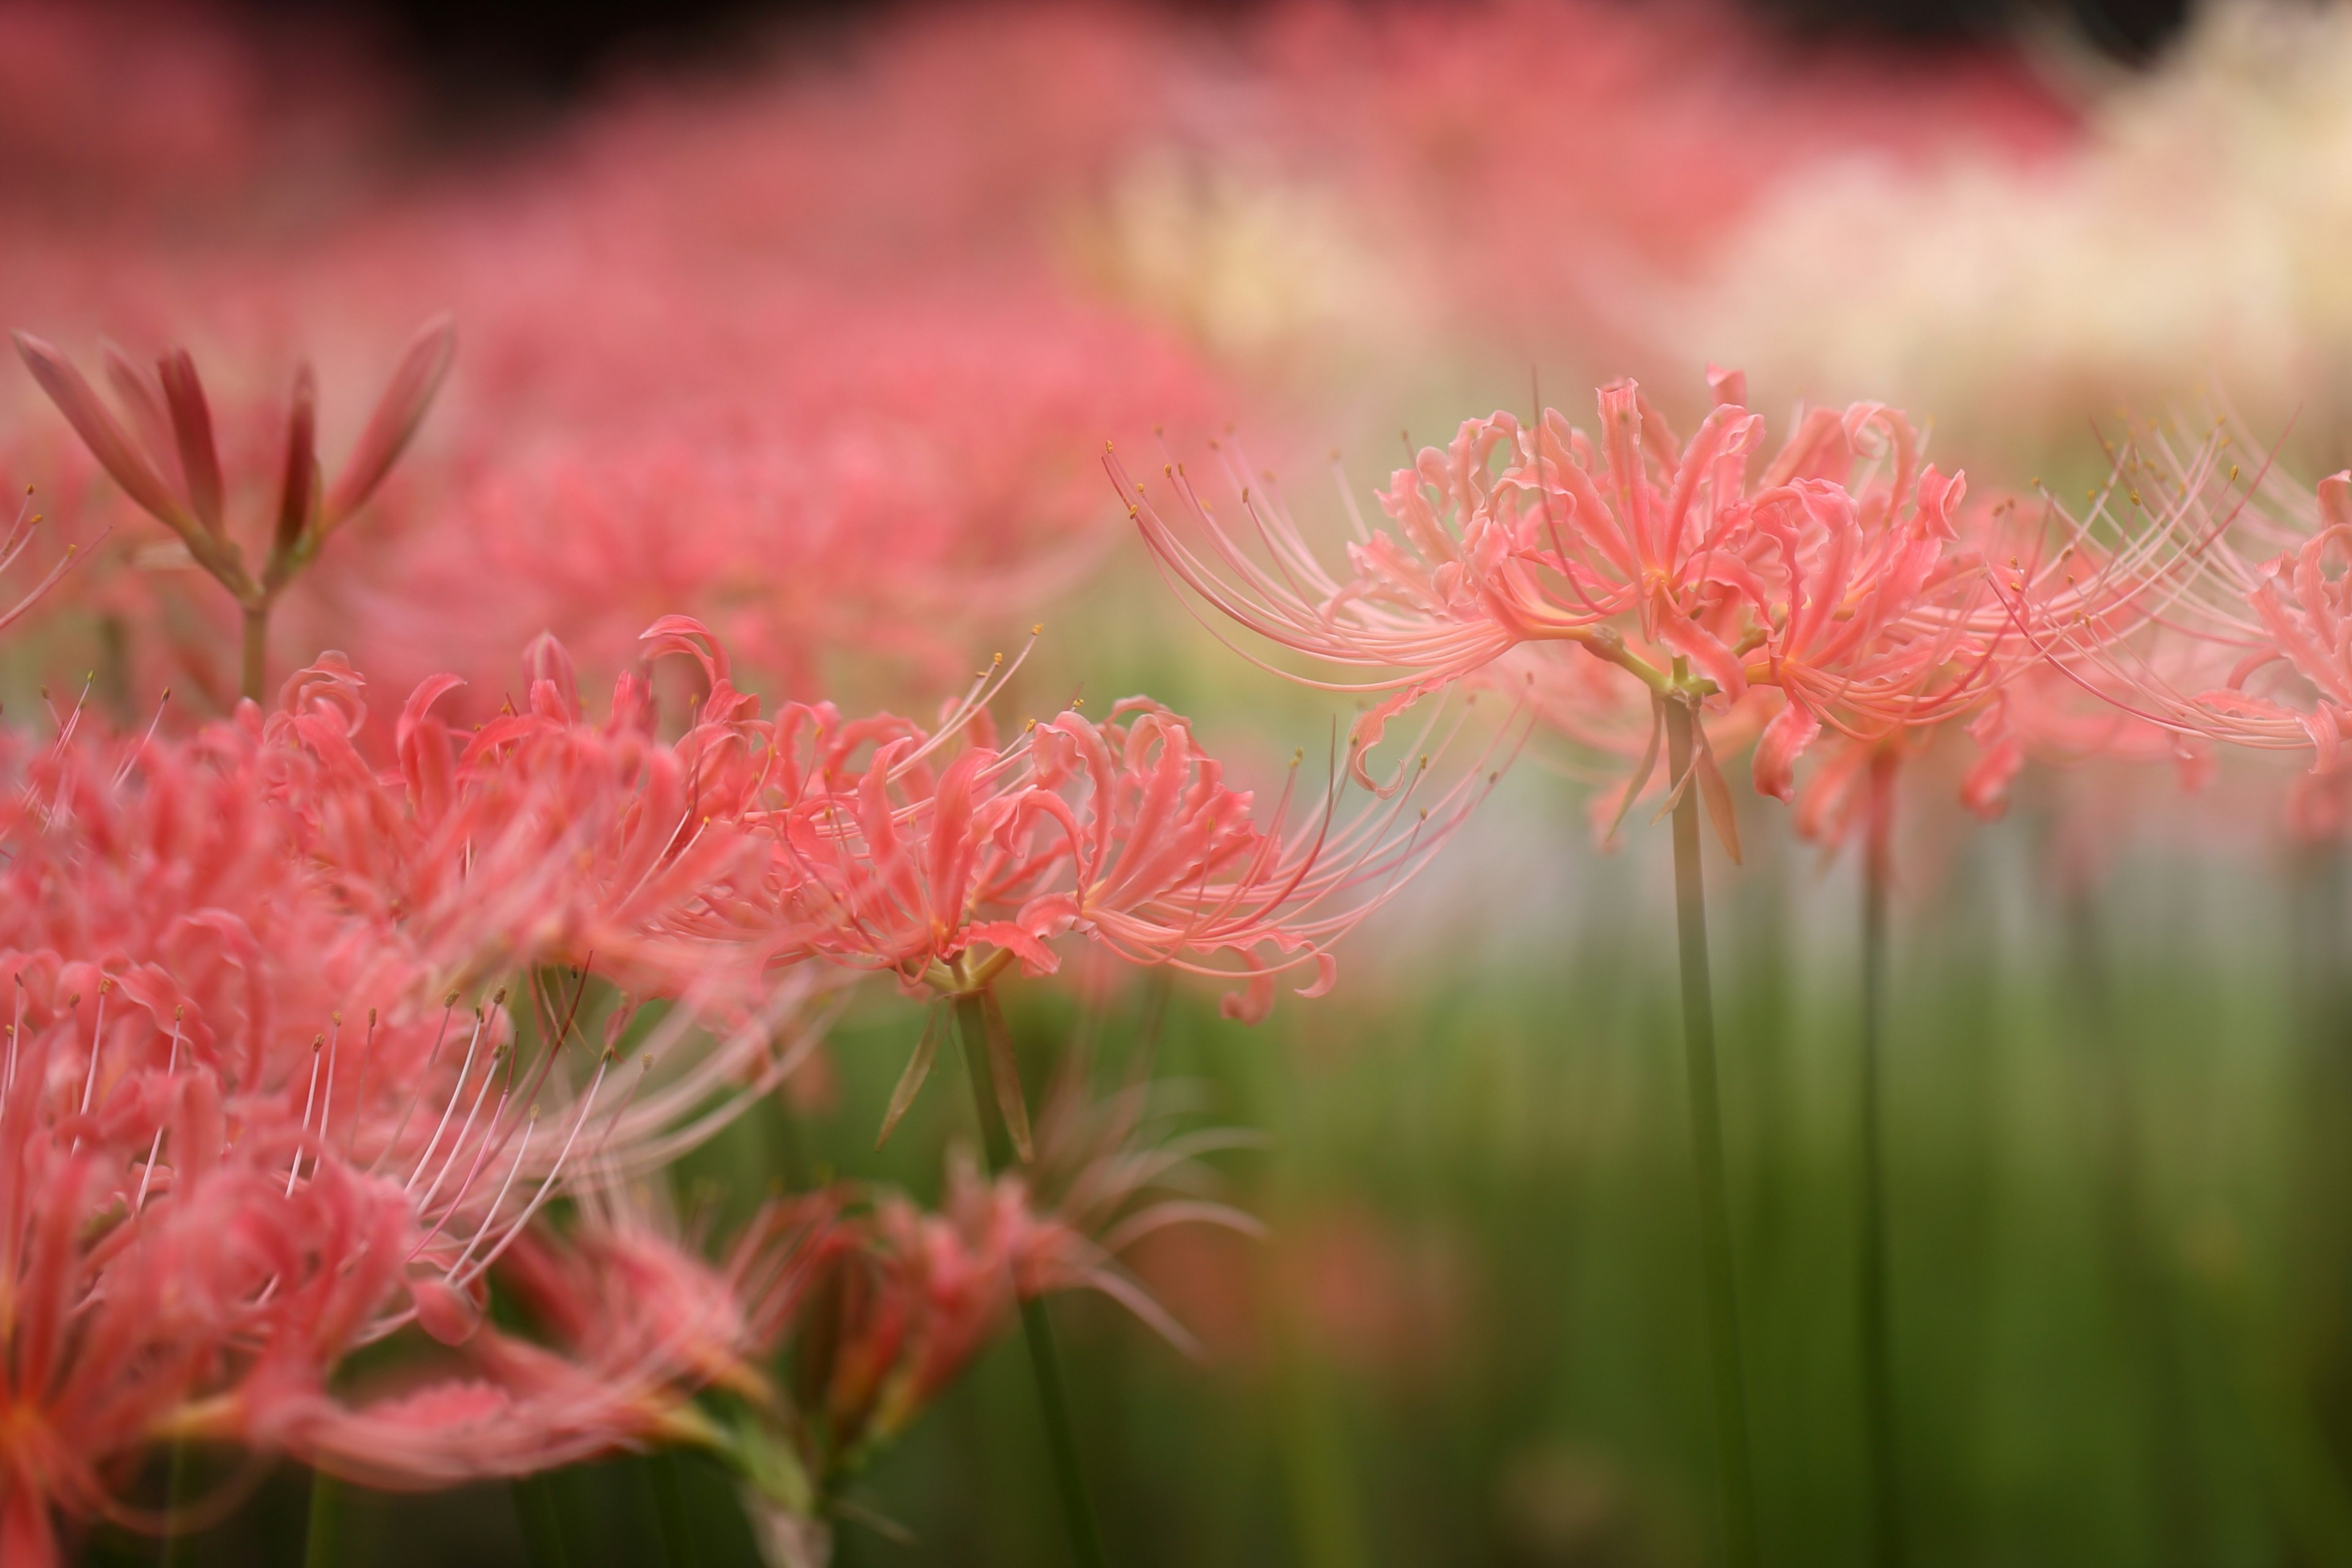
xmin=0 ymin=953 xmax=422 ymax=1567
xmin=772 ymin=694 xmax=1490 ymax=1009
xmin=0 ymin=632 xmax=840 ymax=1550
xmin=262 ymin=630 xmax=811 ymax=1014
xmin=1123 ymin=371 xmax=2128 ymax=849
xmin=1739 ymin=447 xmax=2220 ymax=848
xmin=1115 ymin=371 xmax=1832 ymax=719
xmin=744 ymin=1067 xmax=1256 ymax=1551
xmin=730 ymin=635 xmax=1507 ymax=1153
xmin=261 ymin=1196 xmax=764 ymax=1491
xmin=6 ymin=639 xmax=819 ymax=1161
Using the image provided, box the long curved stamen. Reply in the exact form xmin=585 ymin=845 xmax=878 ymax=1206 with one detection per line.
xmin=134 ymin=1008 xmax=187 ymax=1216
xmin=407 ymin=1006 xmax=491 ymax=1191
xmin=288 ymin=1034 xmax=325 ymax=1196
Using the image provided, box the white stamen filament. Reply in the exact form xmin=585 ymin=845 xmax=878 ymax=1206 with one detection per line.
xmin=315 ymin=1012 xmax=342 ymax=1158
xmin=451 ymin=1051 xmax=614 ymax=1292
xmin=133 ymin=1010 xmax=185 ymax=1215
xmin=68 ymin=984 xmax=106 ymax=1155
xmin=407 ymin=1009 xmax=489 ymax=1191
xmin=437 ymin=1110 xmax=536 ymax=1277
xmin=414 ymin=1046 xmax=504 ymax=1217
xmin=287 ymin=1035 xmax=325 ymax=1196
xmin=4 ymin=976 xmax=22 ymax=1099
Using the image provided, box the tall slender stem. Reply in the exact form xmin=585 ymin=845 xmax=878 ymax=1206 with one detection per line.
xmin=1663 ymin=698 xmax=1760 ymax=1568
xmin=647 ymin=1452 xmax=699 ymax=1568
xmin=513 ymin=1474 xmax=572 ymax=1568
xmin=1859 ymin=753 xmax=1906 ymax=1568
xmin=239 ymin=604 xmax=269 ymax=705
xmin=156 ymin=1439 xmax=191 ymax=1568
xmin=954 ymin=990 xmax=1110 ymax=1568
xmin=2064 ymin=880 xmax=2204 ymax=1566
xmin=302 ymin=1469 xmax=343 ymax=1568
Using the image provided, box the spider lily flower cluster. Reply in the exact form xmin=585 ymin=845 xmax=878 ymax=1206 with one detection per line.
xmin=1121 ymin=369 xmax=2152 ymax=851
xmin=766 ymin=688 xmax=1496 ymax=1013
xmin=0 ymin=625 xmax=829 ymax=1561
xmin=0 ymin=542 xmax=1463 ymax=1558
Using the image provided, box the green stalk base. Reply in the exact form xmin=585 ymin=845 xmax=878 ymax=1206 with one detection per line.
xmin=955 ymin=992 xmax=1110 ymax=1568
xmin=1665 ymin=700 xmax=1760 ymax=1568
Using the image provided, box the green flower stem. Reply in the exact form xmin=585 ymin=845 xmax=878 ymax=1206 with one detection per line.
xmin=240 ymin=604 xmax=270 ymax=706
xmin=1860 ymin=753 xmax=1905 ymax=1568
xmin=156 ymin=1439 xmax=190 ymax=1568
xmin=1664 ymin=697 xmax=1760 ymax=1568
xmin=649 ymin=1452 xmax=699 ymax=1568
xmin=2063 ymin=883 xmax=2204 ymax=1564
xmin=954 ymin=990 xmax=1110 ymax=1568
xmin=513 ymin=1474 xmax=572 ymax=1568
xmin=302 ymin=1470 xmax=343 ymax=1568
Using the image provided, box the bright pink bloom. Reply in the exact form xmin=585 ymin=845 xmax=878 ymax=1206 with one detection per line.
xmin=0 ymin=621 xmax=854 ymax=1548
xmin=0 ymin=952 xmax=418 ymax=1566
xmin=1124 ymin=372 xmax=2062 ymax=843
xmin=766 ymin=682 xmax=1501 ymax=1022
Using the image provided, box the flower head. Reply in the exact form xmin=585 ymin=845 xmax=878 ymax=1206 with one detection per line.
xmin=767 ymin=678 xmax=1501 ymax=1022
xmin=1125 ymin=371 xmax=2125 ymax=848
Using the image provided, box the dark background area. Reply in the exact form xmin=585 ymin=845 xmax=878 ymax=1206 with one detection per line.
xmin=241 ymin=0 xmax=2200 ymax=104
